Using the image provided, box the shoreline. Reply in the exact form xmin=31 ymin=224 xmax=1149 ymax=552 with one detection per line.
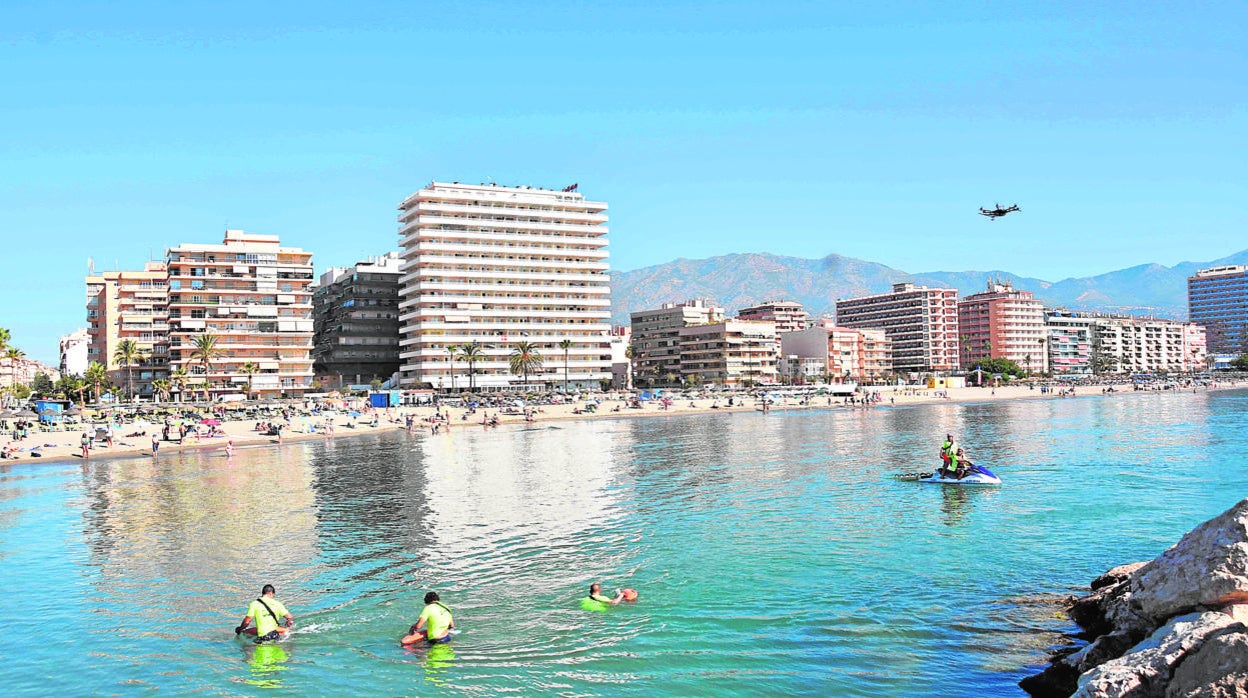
xmin=2 ymin=381 xmax=1242 ymax=469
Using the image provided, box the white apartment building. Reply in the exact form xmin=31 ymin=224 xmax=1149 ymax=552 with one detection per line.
xmin=397 ymin=182 xmax=612 ymax=391
xmin=166 ymin=231 xmax=315 ymax=399
xmin=59 ymin=328 xmax=90 ymax=377
xmin=1045 ymin=312 xmax=1206 ymax=374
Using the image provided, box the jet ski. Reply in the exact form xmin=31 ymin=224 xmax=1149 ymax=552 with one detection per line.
xmin=918 ymin=464 xmax=1002 ymax=485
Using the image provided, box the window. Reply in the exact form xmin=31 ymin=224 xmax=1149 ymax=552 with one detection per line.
xmin=169 ymin=280 xmax=182 ymax=290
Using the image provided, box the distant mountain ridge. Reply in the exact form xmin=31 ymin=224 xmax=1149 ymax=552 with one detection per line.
xmin=609 ymin=249 xmax=1248 ymax=326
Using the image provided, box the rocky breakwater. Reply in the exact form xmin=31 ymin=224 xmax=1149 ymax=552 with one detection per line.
xmin=1022 ymin=497 xmax=1248 ymax=697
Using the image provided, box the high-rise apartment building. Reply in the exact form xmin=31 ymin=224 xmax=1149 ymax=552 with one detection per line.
xmin=630 ymin=299 xmax=725 ymax=387
xmin=957 ymin=281 xmax=1047 ymax=373
xmin=679 ymin=319 xmax=777 ymax=387
xmin=1188 ymin=265 xmax=1248 ymax=357
xmin=835 ymin=283 xmax=959 ymax=373
xmin=313 ymin=252 xmax=403 ymax=388
xmin=397 ymin=182 xmax=612 ymax=391
xmin=85 ymin=262 xmax=170 ymax=398
xmin=166 ymin=231 xmax=315 ymax=399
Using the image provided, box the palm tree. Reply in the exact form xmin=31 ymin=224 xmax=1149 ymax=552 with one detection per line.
xmin=239 ymin=361 xmax=260 ymax=400
xmin=445 ymin=344 xmax=459 ymax=392
xmin=188 ymin=333 xmax=223 ymax=402
xmin=113 ymin=339 xmax=146 ymax=402
xmin=509 ymin=341 xmax=543 ymax=390
xmin=84 ymin=362 xmax=109 ymax=403
xmin=2 ymin=346 xmax=23 ymax=390
xmin=456 ymin=341 xmax=486 ymax=392
xmin=169 ymin=366 xmax=189 ymax=403
xmin=151 ymin=379 xmax=172 ymax=403
xmin=58 ymin=374 xmax=87 ymax=406
xmin=558 ymin=339 xmax=574 ymax=393
xmin=0 ymin=327 xmax=10 ymax=354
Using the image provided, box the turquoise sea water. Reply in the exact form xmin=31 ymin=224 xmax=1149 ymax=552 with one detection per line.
xmin=2 ymin=389 xmax=1246 ymax=696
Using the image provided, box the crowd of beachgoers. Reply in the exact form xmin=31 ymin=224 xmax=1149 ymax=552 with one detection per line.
xmin=0 ymin=374 xmax=1241 ymax=466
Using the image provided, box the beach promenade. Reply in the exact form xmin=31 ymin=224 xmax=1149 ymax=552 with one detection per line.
xmin=1 ymin=381 xmax=1237 ymax=467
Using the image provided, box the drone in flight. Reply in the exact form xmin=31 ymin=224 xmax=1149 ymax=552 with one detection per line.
xmin=979 ymin=203 xmax=1020 ymax=220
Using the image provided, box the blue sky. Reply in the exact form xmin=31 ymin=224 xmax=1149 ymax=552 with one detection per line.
xmin=2 ymin=1 xmax=1245 ymax=363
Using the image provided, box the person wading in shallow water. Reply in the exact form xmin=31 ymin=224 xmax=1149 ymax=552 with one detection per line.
xmin=235 ymin=584 xmax=294 ymax=643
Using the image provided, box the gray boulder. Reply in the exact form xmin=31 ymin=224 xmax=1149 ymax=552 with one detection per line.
xmin=1165 ymin=626 xmax=1248 ymax=698
xmin=1131 ymin=500 xmax=1248 ymax=623
xmin=1073 ymin=611 xmax=1236 ymax=697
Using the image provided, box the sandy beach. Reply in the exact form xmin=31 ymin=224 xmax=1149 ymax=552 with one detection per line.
xmin=1 ymin=381 xmax=1238 ymax=467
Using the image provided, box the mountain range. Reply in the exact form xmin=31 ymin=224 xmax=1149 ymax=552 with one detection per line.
xmin=609 ymin=248 xmax=1248 ymax=326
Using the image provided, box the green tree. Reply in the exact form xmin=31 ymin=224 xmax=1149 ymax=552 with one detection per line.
xmin=151 ymin=378 xmax=172 ymax=402
xmin=169 ymin=366 xmax=189 ymax=402
xmin=188 ymin=333 xmax=223 ymax=402
xmin=558 ymin=338 xmax=574 ymax=393
xmin=29 ymin=372 xmax=55 ymax=396
xmin=456 ymin=341 xmax=486 ymax=392
xmin=975 ymin=357 xmax=1024 ymax=377
xmin=84 ymin=361 xmax=109 ymax=403
xmin=239 ymin=360 xmax=260 ymax=400
xmin=509 ymin=341 xmax=544 ymax=390
xmin=113 ymin=339 xmax=146 ymax=401
xmin=369 ymin=378 xmax=383 ymax=391
xmin=1230 ymin=354 xmax=1248 ymax=371
xmin=57 ymin=373 xmax=87 ymax=405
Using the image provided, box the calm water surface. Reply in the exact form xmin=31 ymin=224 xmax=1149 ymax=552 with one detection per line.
xmin=2 ymin=390 xmax=1247 ymax=696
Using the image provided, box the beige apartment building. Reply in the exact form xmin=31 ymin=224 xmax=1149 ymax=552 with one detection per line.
xmin=835 ymin=283 xmax=960 ymax=374
xmin=679 ymin=319 xmax=777 ymax=387
xmin=737 ymin=300 xmax=810 ymax=354
xmin=396 ymin=182 xmax=613 ymax=391
xmin=630 ymin=299 xmax=725 ymax=386
xmin=780 ymin=323 xmax=892 ymax=383
xmin=166 ymin=231 xmax=315 ymax=399
xmin=85 ymin=261 xmax=170 ymax=399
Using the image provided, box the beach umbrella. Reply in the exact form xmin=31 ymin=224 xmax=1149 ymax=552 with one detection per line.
xmin=200 ymin=418 xmax=221 ymax=426
xmin=0 ymin=409 xmax=16 ymax=418
xmin=15 ymin=409 xmax=37 ymax=419
xmin=65 ymin=406 xmax=83 ymax=416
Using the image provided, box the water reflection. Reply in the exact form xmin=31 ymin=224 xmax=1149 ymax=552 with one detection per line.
xmin=241 ymin=642 xmax=291 ymax=689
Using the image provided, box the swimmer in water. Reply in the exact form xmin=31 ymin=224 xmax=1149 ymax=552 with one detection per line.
xmin=587 ymin=583 xmax=626 ymax=605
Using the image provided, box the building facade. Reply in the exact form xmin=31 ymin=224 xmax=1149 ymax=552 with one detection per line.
xmin=780 ymin=323 xmax=892 ymax=383
xmin=835 ymin=283 xmax=959 ymax=374
xmin=312 ymin=252 xmax=403 ymax=388
xmin=1188 ymin=265 xmax=1248 ymax=357
xmin=630 ymin=299 xmax=725 ymax=387
xmin=679 ymin=319 xmax=777 ymax=387
xmin=396 ymin=182 xmax=612 ymax=391
xmin=85 ymin=262 xmax=170 ymax=399
xmin=59 ymin=328 xmax=90 ymax=377
xmin=737 ymin=300 xmax=810 ymax=354
xmin=1044 ymin=312 xmax=1094 ymax=374
xmin=166 ymin=231 xmax=315 ymax=399
xmin=957 ymin=281 xmax=1048 ymax=373
xmin=1045 ymin=312 xmax=1206 ymax=374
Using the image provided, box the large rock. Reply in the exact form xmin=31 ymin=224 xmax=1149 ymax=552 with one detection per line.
xmin=1073 ymin=611 xmax=1237 ymax=697
xmin=1131 ymin=500 xmax=1248 ymax=622
xmin=1092 ymin=563 xmax=1148 ymax=591
xmin=1165 ymin=626 xmax=1248 ymax=698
